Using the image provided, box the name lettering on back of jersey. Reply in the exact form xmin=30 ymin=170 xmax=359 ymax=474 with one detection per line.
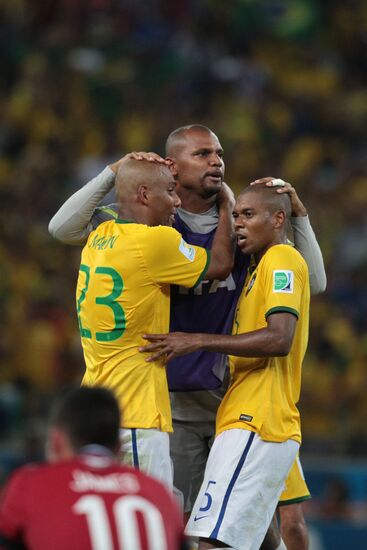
xmin=178 ymin=238 xmax=196 ymax=261
xmin=239 ymin=413 xmax=253 ymax=422
xmin=70 ymin=470 xmax=140 ymax=493
xmin=178 ymin=273 xmax=236 ymax=295
xmin=273 ymin=270 xmax=294 ymax=293
xmin=89 ymin=234 xmax=119 ymax=250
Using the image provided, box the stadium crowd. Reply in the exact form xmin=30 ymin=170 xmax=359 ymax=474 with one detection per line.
xmin=1 ymin=0 xmax=367 ymax=520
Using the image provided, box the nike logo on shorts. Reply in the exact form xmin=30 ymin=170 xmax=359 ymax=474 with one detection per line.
xmin=194 ymin=514 xmax=209 ymax=521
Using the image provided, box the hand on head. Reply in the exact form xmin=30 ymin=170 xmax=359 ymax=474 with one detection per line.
xmin=250 ymin=177 xmax=307 ymax=217
xmin=109 ymin=152 xmax=170 ymax=174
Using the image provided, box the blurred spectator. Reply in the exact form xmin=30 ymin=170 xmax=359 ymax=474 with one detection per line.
xmin=320 ymin=477 xmax=352 ymax=521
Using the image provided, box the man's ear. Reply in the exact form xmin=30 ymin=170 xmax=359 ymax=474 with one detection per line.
xmin=166 ymin=157 xmax=178 ymax=178
xmin=273 ymin=210 xmax=286 ymax=229
xmin=137 ymin=184 xmax=149 ymax=205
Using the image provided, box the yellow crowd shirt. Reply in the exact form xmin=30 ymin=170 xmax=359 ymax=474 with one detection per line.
xmin=76 ymin=219 xmax=209 ymax=432
xmin=216 ymin=244 xmax=310 ymax=444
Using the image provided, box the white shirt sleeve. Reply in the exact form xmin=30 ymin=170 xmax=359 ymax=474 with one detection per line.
xmin=48 ymin=167 xmax=115 ymax=245
xmin=290 ymin=215 xmax=327 ymax=295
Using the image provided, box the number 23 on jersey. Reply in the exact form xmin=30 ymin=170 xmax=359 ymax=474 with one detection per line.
xmin=77 ymin=264 xmax=126 ymax=342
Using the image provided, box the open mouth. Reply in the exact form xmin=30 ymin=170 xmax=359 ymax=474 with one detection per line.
xmin=206 ymin=172 xmax=222 ymax=182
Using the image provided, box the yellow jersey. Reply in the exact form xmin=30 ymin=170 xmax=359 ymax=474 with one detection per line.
xmin=76 ymin=219 xmax=209 ymax=432
xmin=216 ymin=244 xmax=309 ymax=444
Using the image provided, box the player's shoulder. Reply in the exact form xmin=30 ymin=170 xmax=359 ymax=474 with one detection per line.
xmin=12 ymin=461 xmax=47 ymax=476
xmin=16 ymin=458 xmax=86 ymax=479
xmin=4 ymin=462 xmax=50 ymax=491
xmin=143 ymin=224 xmax=181 ymax=238
xmin=265 ymin=244 xmax=307 ymax=267
xmin=134 ymin=224 xmax=183 ymax=248
xmin=262 ymin=245 xmax=309 ymax=287
xmin=112 ymin=222 xmax=178 ymax=237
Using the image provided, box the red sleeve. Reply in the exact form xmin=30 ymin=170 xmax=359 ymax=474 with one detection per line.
xmin=0 ymin=468 xmax=30 ymax=547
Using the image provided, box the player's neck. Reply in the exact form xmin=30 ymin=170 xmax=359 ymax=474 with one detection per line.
xmin=118 ymin=205 xmax=150 ymax=225
xmin=179 ymin=191 xmax=217 ymax=214
xmin=118 ymin=205 xmax=136 ymax=222
xmin=254 ymin=235 xmax=287 ymax=263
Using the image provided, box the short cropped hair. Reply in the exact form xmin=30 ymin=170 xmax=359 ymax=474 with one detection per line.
xmin=165 ymin=124 xmax=213 ymax=156
xmin=50 ymin=387 xmax=120 ymax=452
xmin=240 ymin=185 xmax=292 ymax=219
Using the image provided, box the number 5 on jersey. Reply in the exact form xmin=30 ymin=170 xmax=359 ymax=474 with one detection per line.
xmin=77 ymin=264 xmax=126 ymax=341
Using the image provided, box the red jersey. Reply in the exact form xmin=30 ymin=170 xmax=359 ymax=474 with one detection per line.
xmin=0 ymin=453 xmax=186 ymax=550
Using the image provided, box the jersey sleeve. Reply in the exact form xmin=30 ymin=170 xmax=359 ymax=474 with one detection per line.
xmin=139 ymin=226 xmax=210 ymax=288
xmin=0 ymin=468 xmax=29 ymax=547
xmin=261 ymin=246 xmax=309 ymax=319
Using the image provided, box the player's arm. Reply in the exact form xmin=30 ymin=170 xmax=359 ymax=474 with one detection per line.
xmin=290 ymin=216 xmax=326 ymax=295
xmin=0 ymin=470 xmax=28 ymax=550
xmin=141 ymin=311 xmax=297 ymax=362
xmin=48 ymin=166 xmax=115 ymax=245
xmin=48 ymin=152 xmax=167 ymax=245
xmin=250 ymin=177 xmax=327 ymax=295
xmin=204 ymin=181 xmax=236 ymax=280
xmin=0 ymin=534 xmax=26 ymax=549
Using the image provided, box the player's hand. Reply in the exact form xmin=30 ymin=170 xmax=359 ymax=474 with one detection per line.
xmin=216 ymin=181 xmax=235 ymax=210
xmin=250 ymin=177 xmax=307 ymax=217
xmin=109 ymin=152 xmax=170 ymax=173
xmin=139 ymin=333 xmax=202 ymax=363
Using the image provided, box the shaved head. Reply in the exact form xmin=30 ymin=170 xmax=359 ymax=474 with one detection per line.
xmin=165 ymin=124 xmax=216 ymax=157
xmin=115 ymin=158 xmax=173 ymax=204
xmin=115 ymin=157 xmax=179 ymax=226
xmin=238 ymin=185 xmax=292 ymax=219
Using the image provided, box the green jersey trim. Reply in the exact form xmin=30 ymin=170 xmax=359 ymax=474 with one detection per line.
xmin=193 ymin=250 xmax=211 ymax=288
xmin=115 ymin=218 xmax=135 ymax=224
xmin=278 ymin=495 xmax=311 ymax=506
xmin=265 ymin=306 xmax=299 ymax=319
